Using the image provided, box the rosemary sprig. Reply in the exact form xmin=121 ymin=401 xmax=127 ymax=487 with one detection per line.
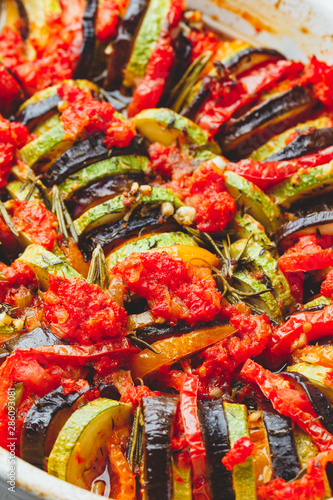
xmin=126 ymin=333 xmax=160 ymax=354
xmin=52 ymin=186 xmax=78 ymax=243
xmin=127 ymin=403 xmax=144 ymax=473
xmin=87 ymin=244 xmax=110 ymax=289
xmin=0 ymin=201 xmax=19 ymax=237
xmin=168 ymin=51 xmax=212 ymax=112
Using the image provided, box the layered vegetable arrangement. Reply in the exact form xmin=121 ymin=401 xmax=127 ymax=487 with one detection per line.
xmin=3 ymin=1 xmax=333 ymax=499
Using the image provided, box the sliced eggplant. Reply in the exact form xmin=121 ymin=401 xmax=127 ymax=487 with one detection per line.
xmin=142 ymin=395 xmax=178 ymax=500
xmin=68 ymin=173 xmax=144 ymax=219
xmin=264 ymin=127 xmax=333 ymax=162
xmin=21 ymin=385 xmax=87 ymax=469
xmin=218 ymin=86 xmax=318 ymax=160
xmin=15 ymin=94 xmax=61 ymax=128
xmin=104 ymin=0 xmax=150 ymax=90
xmin=282 ymin=371 xmax=333 ymax=435
xmin=198 ymin=399 xmax=234 ymax=500
xmin=72 ymin=0 xmax=98 ymax=79
xmin=135 ymin=320 xmax=221 ymax=344
xmin=79 ymin=204 xmax=178 ymax=256
xmin=274 ymin=211 xmax=333 ymax=249
xmin=287 ymin=363 xmax=333 ymax=404
xmin=43 ymin=134 xmax=147 ymax=187
xmin=224 ymin=47 xmax=286 ymax=76
xmin=59 ymin=154 xmax=149 ymax=200
xmin=4 ymin=326 xmax=64 ymax=353
xmin=260 ymin=400 xmax=301 ymax=482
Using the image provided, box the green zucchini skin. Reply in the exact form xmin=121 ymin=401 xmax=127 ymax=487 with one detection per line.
xmin=142 ymin=395 xmax=178 ymax=500
xmin=260 ymin=400 xmax=301 ymax=482
xmin=198 ymin=399 xmax=235 ymax=500
xmin=104 ymin=0 xmax=150 ymax=90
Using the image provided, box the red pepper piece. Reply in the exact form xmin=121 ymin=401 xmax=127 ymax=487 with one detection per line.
xmin=180 ymin=374 xmax=211 ymax=500
xmin=278 ymin=235 xmax=333 ymax=273
xmin=222 ymin=436 xmax=256 ymax=471
xmin=258 ymin=450 xmax=333 ymax=500
xmin=241 ymin=359 xmax=333 ymax=452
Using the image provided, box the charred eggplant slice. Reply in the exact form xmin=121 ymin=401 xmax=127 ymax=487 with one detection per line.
xmin=198 ymin=399 xmax=234 ymax=500
xmin=142 ymin=395 xmax=178 ymax=500
xmin=4 ymin=326 xmax=64 ymax=353
xmin=21 ymin=385 xmax=87 ymax=469
xmin=79 ymin=204 xmax=178 ymax=256
xmin=72 ymin=0 xmax=97 ymax=79
xmin=274 ymin=210 xmax=333 ymax=249
xmin=104 ymin=0 xmax=150 ymax=90
xmin=224 ymin=47 xmax=286 ymax=76
xmin=218 ymin=86 xmax=317 ymax=160
xmin=43 ymin=134 xmax=148 ymax=186
xmin=283 ymin=371 xmax=333 ymax=435
xmin=68 ymin=173 xmax=144 ymax=219
xmin=15 ymin=94 xmax=61 ymax=128
xmin=264 ymin=127 xmax=333 ymax=162
xmin=260 ymin=400 xmax=301 ymax=482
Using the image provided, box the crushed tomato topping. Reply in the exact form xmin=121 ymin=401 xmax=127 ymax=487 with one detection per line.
xmin=222 ymin=436 xmax=256 ymax=471
xmin=0 ymin=116 xmax=29 ymax=188
xmin=43 ymin=275 xmax=127 ymax=344
xmin=58 ymin=83 xmax=135 ymax=148
xmin=110 ymin=251 xmax=222 ymax=326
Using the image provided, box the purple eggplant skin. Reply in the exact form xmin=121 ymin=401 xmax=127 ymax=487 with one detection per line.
xmin=260 ymin=400 xmax=301 ymax=482
xmin=217 ymin=86 xmax=318 ymax=161
xmin=282 ymin=371 xmax=333 ymax=435
xmin=14 ymin=0 xmax=29 ymax=40
xmin=264 ymin=127 xmax=333 ymax=162
xmin=43 ymin=134 xmax=148 ymax=187
xmin=5 ymin=326 xmax=65 ymax=353
xmin=224 ymin=47 xmax=286 ymax=76
xmin=79 ymin=205 xmax=177 ymax=257
xmin=99 ymin=89 xmax=133 ymax=112
xmin=198 ymin=399 xmax=235 ymax=500
xmin=68 ymin=173 xmax=144 ymax=219
xmin=136 ymin=320 xmax=222 ymax=344
xmin=15 ymin=94 xmax=61 ymax=128
xmin=21 ymin=385 xmax=87 ymax=469
xmin=182 ymin=75 xmax=212 ymax=120
xmin=104 ymin=0 xmax=150 ymax=90
xmin=273 ymin=210 xmax=333 ymax=248
xmin=142 ymin=395 xmax=178 ymax=500
xmin=72 ymin=0 xmax=98 ymax=79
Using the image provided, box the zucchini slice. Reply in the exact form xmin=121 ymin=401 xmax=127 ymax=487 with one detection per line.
xmin=59 ymin=155 xmax=149 ymax=200
xmin=18 ymin=244 xmax=80 ymax=289
xmin=223 ymin=402 xmax=257 ymax=500
xmin=123 ymin=0 xmax=170 ymax=89
xmin=268 ymin=161 xmax=333 ymax=208
xmin=74 ymin=187 xmax=183 ymax=237
xmin=224 ymin=171 xmax=283 ymax=234
xmin=230 ymin=239 xmax=295 ymax=314
xmin=230 ymin=212 xmax=276 ymax=255
xmin=48 ymin=398 xmax=132 ymax=487
xmin=232 ymin=270 xmax=282 ymax=323
xmin=287 ymin=363 xmax=333 ymax=404
xmin=134 ymin=107 xmax=218 ymax=149
xmin=106 ymin=231 xmax=197 ymax=267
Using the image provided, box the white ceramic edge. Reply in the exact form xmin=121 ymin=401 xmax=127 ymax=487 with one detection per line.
xmin=1 ymin=0 xmax=333 ymax=498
